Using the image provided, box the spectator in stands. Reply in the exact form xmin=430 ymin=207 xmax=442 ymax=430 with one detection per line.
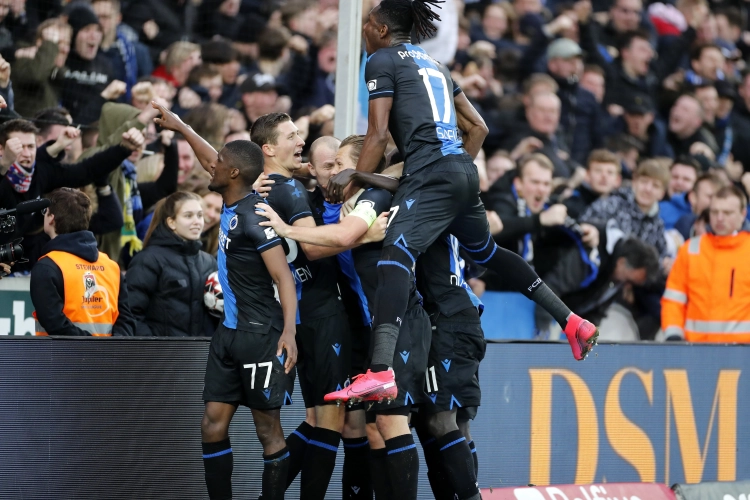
xmin=0 ymin=118 xmax=144 ymax=271
xmin=667 ymin=94 xmax=719 ymax=158
xmin=565 ymin=149 xmax=622 ymax=218
xmin=713 ymin=80 xmax=736 ymax=165
xmin=200 ymin=40 xmax=242 ymax=109
xmin=172 ymin=64 xmax=224 ymax=116
xmin=196 ymin=0 xmax=244 ymax=41
xmin=62 ymin=6 xmax=126 ymax=125
xmin=127 ymin=191 xmax=217 ymax=337
xmin=91 ymin=0 xmax=153 ymax=102
xmin=11 ymin=18 xmax=70 ymax=119
xmin=297 ymin=29 xmax=336 ymax=110
xmin=659 ymin=157 xmax=700 ymax=229
xmin=123 ymin=0 xmax=193 ymax=62
xmin=32 ymin=107 xmax=74 ymax=161
xmin=581 ymin=159 xmax=670 ymax=257
xmin=199 ymin=189 xmax=221 ymax=255
xmin=30 ymin=187 xmax=136 ymax=336
xmin=151 ymin=41 xmax=201 ymax=89
xmin=580 ymin=64 xmax=606 ymax=105
xmin=687 ymin=43 xmax=726 ymax=84
xmin=505 ymin=92 xmax=576 ymax=179
xmin=239 ymin=73 xmax=281 ymax=128
xmin=662 ymin=186 xmax=750 ymax=342
xmin=175 ymin=134 xmax=197 ymax=187
xmin=485 ymin=150 xmax=515 ymax=187
xmin=619 ymin=94 xmax=672 ymax=158
xmin=673 ymin=173 xmax=722 ymax=239
xmin=184 ymin=103 xmax=230 ymax=152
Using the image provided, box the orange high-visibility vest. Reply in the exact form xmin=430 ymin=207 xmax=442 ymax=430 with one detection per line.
xmin=34 ymin=250 xmax=121 ymax=336
xmin=661 ymin=232 xmax=750 ymax=342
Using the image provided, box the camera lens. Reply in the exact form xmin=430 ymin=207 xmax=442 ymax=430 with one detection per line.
xmin=0 ymin=240 xmax=23 ymax=264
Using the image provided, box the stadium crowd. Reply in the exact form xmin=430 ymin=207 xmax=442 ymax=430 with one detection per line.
xmin=0 ymin=0 xmax=749 ymax=342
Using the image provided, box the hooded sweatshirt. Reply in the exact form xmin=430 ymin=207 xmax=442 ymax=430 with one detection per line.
xmin=29 ymin=231 xmax=136 ymax=336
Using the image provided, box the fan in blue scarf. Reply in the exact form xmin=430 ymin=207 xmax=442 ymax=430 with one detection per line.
xmin=115 ymin=26 xmax=138 ymax=102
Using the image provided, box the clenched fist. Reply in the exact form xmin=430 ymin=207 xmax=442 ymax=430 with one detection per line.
xmin=121 ymin=128 xmax=146 ymax=151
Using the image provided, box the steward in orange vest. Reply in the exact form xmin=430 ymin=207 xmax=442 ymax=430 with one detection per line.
xmin=30 ymin=188 xmax=135 ymax=336
xmin=662 ymin=186 xmax=750 ymax=342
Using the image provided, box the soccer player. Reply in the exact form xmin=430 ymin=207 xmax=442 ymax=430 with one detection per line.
xmin=256 ymin=136 xmax=430 ymax=500
xmin=326 ymin=0 xmax=599 ymax=403
xmin=414 ymin=233 xmax=485 ymax=500
xmin=151 ymin=102 xmax=298 ymax=500
xmin=251 ymin=113 xmax=364 ymax=500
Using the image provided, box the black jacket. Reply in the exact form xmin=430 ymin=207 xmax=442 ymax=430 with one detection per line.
xmin=29 ymin=231 xmax=136 ymax=336
xmin=564 ymin=183 xmax=602 ymax=219
xmin=61 ymin=51 xmax=114 ymax=125
xmin=126 ymin=223 xmax=217 ymax=337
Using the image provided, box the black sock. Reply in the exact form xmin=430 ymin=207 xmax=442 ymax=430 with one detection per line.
xmin=370 ymin=448 xmax=393 ymax=500
xmin=479 ymin=243 xmax=572 ymax=329
xmin=300 ymin=427 xmax=340 ymax=500
xmin=419 ymin=435 xmax=454 ymax=500
xmin=342 ymin=437 xmax=372 ymax=499
xmin=202 ymin=438 xmax=233 ymax=500
xmin=285 ymin=421 xmax=313 ymax=488
xmin=384 ymin=434 xmax=419 ymax=500
xmin=437 ymin=430 xmax=479 ymax=500
xmin=468 ymin=440 xmax=478 ymax=478
xmin=262 ymin=447 xmax=290 ymax=500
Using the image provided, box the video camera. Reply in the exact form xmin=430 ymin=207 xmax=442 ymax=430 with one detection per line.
xmin=0 ymin=199 xmax=50 ymax=265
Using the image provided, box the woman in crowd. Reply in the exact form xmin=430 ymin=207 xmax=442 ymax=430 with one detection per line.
xmin=199 ymin=188 xmax=222 ymax=256
xmin=127 ymin=191 xmax=217 ymax=336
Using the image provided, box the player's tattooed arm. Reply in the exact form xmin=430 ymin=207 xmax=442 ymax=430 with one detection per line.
xmin=261 ymin=246 xmax=298 ymax=373
xmin=151 ymin=100 xmax=219 ymax=174
xmin=454 ymin=92 xmax=489 ymax=159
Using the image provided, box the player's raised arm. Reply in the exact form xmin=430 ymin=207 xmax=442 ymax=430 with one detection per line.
xmin=454 ymin=92 xmax=489 ymax=160
xmin=151 ymin=100 xmax=219 ymax=174
xmin=261 ymin=245 xmax=298 ymax=373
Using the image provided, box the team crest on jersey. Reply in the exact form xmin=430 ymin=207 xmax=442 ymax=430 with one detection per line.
xmin=367 ymin=79 xmax=377 ymax=91
xmin=229 ymin=215 xmax=238 ymax=230
xmin=264 ymin=227 xmax=277 ymax=240
xmin=83 ymin=272 xmax=96 ymax=293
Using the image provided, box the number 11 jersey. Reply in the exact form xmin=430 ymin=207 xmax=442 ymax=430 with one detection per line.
xmin=365 ymin=43 xmax=465 ymax=175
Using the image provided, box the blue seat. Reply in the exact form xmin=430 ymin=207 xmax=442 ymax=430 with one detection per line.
xmin=480 ymin=292 xmax=536 ymax=340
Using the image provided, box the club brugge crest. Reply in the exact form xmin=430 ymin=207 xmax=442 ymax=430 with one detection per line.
xmin=83 ymin=272 xmax=96 ymax=293
xmin=229 ymin=215 xmax=238 ymax=230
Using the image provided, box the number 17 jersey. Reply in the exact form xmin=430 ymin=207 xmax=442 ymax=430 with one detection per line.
xmin=365 ymin=43 xmax=465 ymax=175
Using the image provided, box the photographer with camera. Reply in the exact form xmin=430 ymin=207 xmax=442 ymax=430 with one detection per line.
xmin=0 ymin=118 xmax=145 ymax=273
xmin=31 ymin=188 xmax=135 ymax=336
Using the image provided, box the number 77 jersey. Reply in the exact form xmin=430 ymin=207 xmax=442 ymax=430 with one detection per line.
xmin=365 ymin=43 xmax=465 ymax=175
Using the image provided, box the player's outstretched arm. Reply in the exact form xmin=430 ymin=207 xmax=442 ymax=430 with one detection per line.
xmin=261 ymin=246 xmax=298 ymax=373
xmin=454 ymin=92 xmax=489 ymax=159
xmin=256 ymin=202 xmax=371 ymax=248
xmin=151 ymin=100 xmax=219 ymax=173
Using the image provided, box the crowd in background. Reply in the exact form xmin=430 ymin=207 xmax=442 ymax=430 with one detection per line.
xmin=0 ymin=0 xmax=749 ymax=342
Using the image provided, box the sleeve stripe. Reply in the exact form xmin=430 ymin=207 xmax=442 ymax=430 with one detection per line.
xmin=257 ymin=239 xmax=281 ymax=251
xmin=369 ymin=90 xmax=394 ymax=96
xmin=288 ymin=211 xmax=313 ymax=223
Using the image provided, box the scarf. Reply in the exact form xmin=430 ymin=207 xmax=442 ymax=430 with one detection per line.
xmin=120 ymin=160 xmax=144 ymax=256
xmin=115 ymin=26 xmax=138 ymax=102
xmin=6 ymin=162 xmax=34 ymax=193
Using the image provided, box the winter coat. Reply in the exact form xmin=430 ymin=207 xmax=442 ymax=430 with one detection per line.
xmin=659 ymin=193 xmax=692 ymax=230
xmin=60 ymin=51 xmax=115 ymax=125
xmin=580 ymin=186 xmax=668 ymax=257
xmin=11 ymin=40 xmax=64 ymax=118
xmin=126 ymin=223 xmax=218 ymax=337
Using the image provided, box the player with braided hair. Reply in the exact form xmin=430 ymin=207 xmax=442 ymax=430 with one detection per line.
xmin=325 ymin=3 xmax=599 ymax=496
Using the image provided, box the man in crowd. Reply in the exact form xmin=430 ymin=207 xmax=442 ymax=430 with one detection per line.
xmin=659 ymin=157 xmax=700 ymax=229
xmin=662 ymin=186 xmax=750 ymax=342
xmin=673 ymin=173 xmax=723 ymax=239
xmin=667 ymin=94 xmax=719 ymax=157
xmin=565 ymin=149 xmax=622 ymax=218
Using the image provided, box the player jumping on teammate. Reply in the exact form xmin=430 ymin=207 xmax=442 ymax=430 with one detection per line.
xmin=324 ymin=0 xmax=599 ymax=404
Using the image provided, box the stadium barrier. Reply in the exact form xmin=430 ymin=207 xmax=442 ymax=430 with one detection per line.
xmin=480 ymin=483 xmax=676 ymax=499
xmin=1 ymin=284 xmax=749 ymax=498
xmin=672 ymin=480 xmax=750 ymax=500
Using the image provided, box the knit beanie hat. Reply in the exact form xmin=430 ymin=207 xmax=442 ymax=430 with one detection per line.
xmin=67 ymin=5 xmax=101 ymax=44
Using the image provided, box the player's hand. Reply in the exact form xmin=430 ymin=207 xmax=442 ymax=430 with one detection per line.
xmin=359 ymin=212 xmax=388 ymax=244
xmin=0 ymin=262 xmax=11 ymax=278
xmin=255 ymin=203 xmax=291 ymax=237
xmin=120 ymin=128 xmax=145 ymax=151
xmin=151 ymin=100 xmax=185 ymax=132
xmin=327 ymin=169 xmax=358 ymax=204
xmin=539 ymin=204 xmax=568 ymax=226
xmin=486 ymin=210 xmax=503 ymax=235
xmin=579 ymin=223 xmax=599 ymax=248
xmin=253 ymin=172 xmax=274 ymax=198
xmin=278 ymin=331 xmax=297 ymax=373
xmin=101 ymin=80 xmax=127 ymax=100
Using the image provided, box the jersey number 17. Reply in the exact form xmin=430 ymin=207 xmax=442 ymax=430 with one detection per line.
xmin=418 ymin=68 xmax=452 ymax=124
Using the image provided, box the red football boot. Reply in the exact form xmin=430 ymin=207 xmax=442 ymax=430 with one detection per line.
xmin=563 ymin=314 xmax=599 ymax=360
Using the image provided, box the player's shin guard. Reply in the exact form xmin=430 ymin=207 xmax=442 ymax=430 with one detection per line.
xmin=285 ymin=421 xmax=313 ymax=488
xmin=468 ymin=440 xmax=478 ymax=478
xmin=202 ymin=438 xmax=233 ymax=500
xmin=300 ymin=427 xmax=341 ymax=500
xmin=384 ymin=434 xmax=420 ymax=500
xmin=371 ymin=245 xmax=417 ymax=372
xmin=437 ymin=430 xmax=480 ymax=500
xmin=370 ymin=448 xmax=393 ymax=499
xmin=342 ymin=437 xmax=372 ymax=498
xmin=262 ymin=447 xmax=290 ymax=500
